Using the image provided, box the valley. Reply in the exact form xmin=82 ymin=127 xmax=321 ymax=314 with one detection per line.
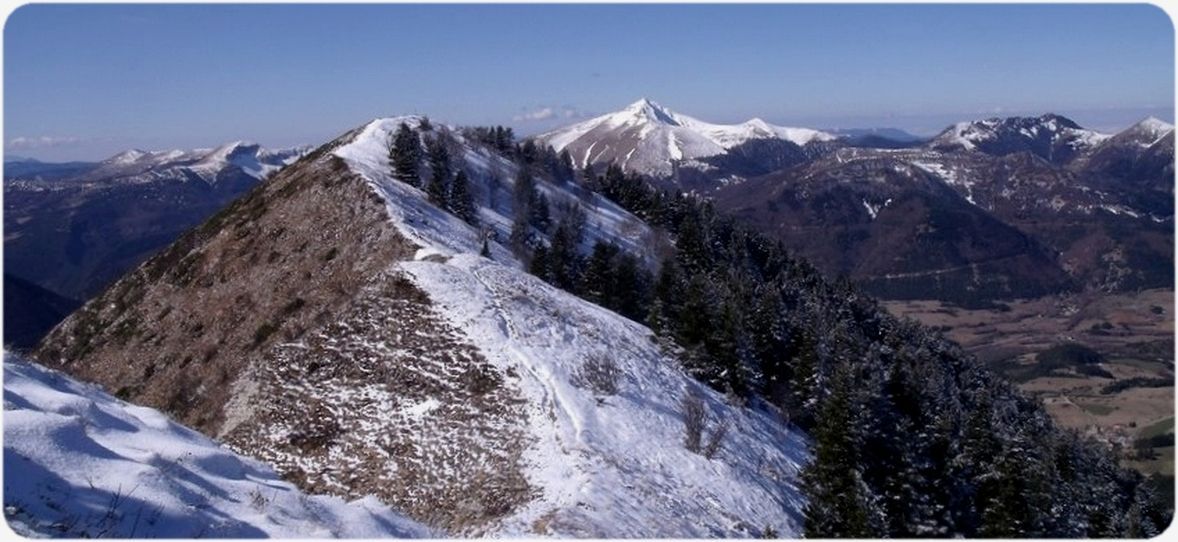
xmin=885 ymin=288 xmax=1174 ymax=476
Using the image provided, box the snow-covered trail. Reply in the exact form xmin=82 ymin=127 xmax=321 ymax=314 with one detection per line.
xmin=401 ymin=255 xmax=809 ymax=537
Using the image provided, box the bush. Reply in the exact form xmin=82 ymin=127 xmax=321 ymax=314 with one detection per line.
xmin=572 ymin=353 xmax=621 ymax=397
xmin=682 ymin=391 xmax=706 ymax=453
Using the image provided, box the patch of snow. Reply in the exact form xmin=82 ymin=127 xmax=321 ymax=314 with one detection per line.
xmin=2 ymin=354 xmax=434 ymax=538
xmin=400 ymin=255 xmax=808 ymax=537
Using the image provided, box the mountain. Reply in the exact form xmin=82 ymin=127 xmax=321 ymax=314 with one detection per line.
xmin=3 ymin=142 xmax=306 ymax=303
xmin=827 ymin=127 xmax=926 ymax=148
xmin=3 ymin=274 xmax=80 ymax=350
xmin=711 ymin=132 xmax=1172 ymax=301
xmin=534 ymin=106 xmax=1170 ymax=303
xmin=34 ymin=118 xmax=809 ymax=536
xmin=3 ymin=155 xmax=98 ymax=180
xmin=928 ymin=113 xmax=1110 ymax=164
xmin=27 ymin=112 xmax=1162 ymax=536
xmin=3 ymin=354 xmax=433 ymax=538
xmin=535 ymin=98 xmax=835 ymax=179
xmin=712 ymin=150 xmax=1074 ymax=306
xmin=1076 ymin=117 xmax=1175 ymax=202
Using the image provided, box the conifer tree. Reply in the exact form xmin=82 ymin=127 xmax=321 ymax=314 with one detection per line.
xmin=425 ymin=135 xmax=451 ymax=207
xmin=802 ymin=365 xmax=877 ymax=538
xmin=582 ymin=241 xmax=617 ymax=305
xmin=389 ymin=122 xmax=421 ymax=187
xmin=449 ymin=170 xmax=477 ymax=224
xmin=530 ymin=244 xmax=552 ymax=281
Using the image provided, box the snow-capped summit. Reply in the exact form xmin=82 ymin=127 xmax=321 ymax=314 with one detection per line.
xmin=929 ymin=113 xmax=1109 ymax=163
xmin=85 ymin=142 xmax=306 ymax=185
xmin=106 ymin=148 xmax=150 ymax=165
xmin=1112 ymin=116 xmax=1176 ymax=148
xmin=535 ymin=98 xmax=835 ymax=177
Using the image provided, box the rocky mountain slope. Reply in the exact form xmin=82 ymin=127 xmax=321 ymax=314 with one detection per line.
xmin=3 ymin=142 xmax=305 ymax=348
xmin=928 ymin=113 xmax=1110 ymax=164
xmin=3 ymin=354 xmax=432 ymax=538
xmin=713 ymin=116 xmax=1173 ymax=303
xmin=534 ymin=104 xmax=1171 ymax=303
xmin=713 ymin=151 xmax=1074 ymax=305
xmin=34 ymin=118 xmax=809 ymax=536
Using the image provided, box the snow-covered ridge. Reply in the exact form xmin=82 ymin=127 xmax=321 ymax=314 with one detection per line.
xmin=399 ymin=255 xmax=809 ymax=536
xmin=536 ymin=98 xmax=835 ymax=176
xmin=331 ymin=115 xmax=810 ymax=535
xmin=88 ymin=142 xmax=308 ymax=185
xmin=332 ymin=116 xmax=662 ymax=267
xmin=932 ymin=114 xmax=1111 ymax=153
xmin=2 ymin=354 xmax=433 ymax=538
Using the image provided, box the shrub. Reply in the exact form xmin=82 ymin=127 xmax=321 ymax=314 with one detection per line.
xmin=573 ymin=353 xmax=621 ymax=397
xmin=682 ymin=391 xmax=706 ymax=453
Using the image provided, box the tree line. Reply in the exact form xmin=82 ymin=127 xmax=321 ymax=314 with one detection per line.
xmin=387 ymin=121 xmax=1171 ymax=537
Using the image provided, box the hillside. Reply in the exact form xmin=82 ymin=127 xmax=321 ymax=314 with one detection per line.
xmin=2 ymin=354 xmax=432 ymax=538
xmin=31 ymin=112 xmax=1168 ymax=537
xmin=34 ymin=118 xmax=808 ymax=536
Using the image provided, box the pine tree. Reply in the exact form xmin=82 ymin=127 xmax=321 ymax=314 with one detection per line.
xmin=548 ymin=218 xmax=580 ymax=291
xmin=509 ymin=211 xmax=531 ymax=256
xmin=557 ymin=149 xmax=575 ymax=183
xmin=530 ymin=244 xmax=552 ymax=281
xmin=802 ymin=365 xmax=876 ymax=538
xmin=389 ymin=122 xmax=421 ymax=187
xmin=531 ymin=191 xmax=552 ymax=232
xmin=581 ymin=241 xmax=617 ymax=305
xmin=449 ymin=170 xmax=477 ymax=224
xmin=425 ymin=135 xmax=451 ymax=207
xmin=647 ymin=257 xmax=682 ymax=334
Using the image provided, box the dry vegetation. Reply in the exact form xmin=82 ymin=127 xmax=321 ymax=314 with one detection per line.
xmin=34 ymin=144 xmax=534 ymax=532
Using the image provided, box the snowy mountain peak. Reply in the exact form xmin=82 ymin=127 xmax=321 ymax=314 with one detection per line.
xmin=106 ymin=148 xmax=149 ymax=164
xmin=621 ymin=98 xmax=680 ymax=125
xmin=1134 ymin=116 xmax=1174 ymax=137
xmin=536 ymin=99 xmax=833 ymax=176
xmin=930 ymin=113 xmax=1108 ymax=162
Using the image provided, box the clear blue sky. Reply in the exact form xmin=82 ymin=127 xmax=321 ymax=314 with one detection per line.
xmin=4 ymin=3 xmax=1174 ymax=161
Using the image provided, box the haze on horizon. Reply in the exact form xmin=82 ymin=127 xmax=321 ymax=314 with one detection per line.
xmin=4 ymin=3 xmax=1174 ymax=161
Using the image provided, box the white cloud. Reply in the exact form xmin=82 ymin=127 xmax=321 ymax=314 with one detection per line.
xmin=514 ymin=107 xmax=556 ymax=122
xmin=513 ymin=105 xmax=588 ymax=123
xmin=6 ymin=135 xmax=84 ymax=150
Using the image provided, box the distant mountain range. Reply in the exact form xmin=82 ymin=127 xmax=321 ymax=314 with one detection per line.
xmin=534 ymin=100 xmax=1174 ymax=305
xmin=3 ymin=142 xmax=306 ymax=347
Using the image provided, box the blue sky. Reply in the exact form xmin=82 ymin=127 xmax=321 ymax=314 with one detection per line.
xmin=4 ymin=3 xmax=1174 ymax=161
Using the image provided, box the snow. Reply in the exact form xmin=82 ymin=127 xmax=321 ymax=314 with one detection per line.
xmin=1137 ymin=116 xmax=1174 ymax=136
xmin=86 ymin=143 xmax=307 ymax=186
xmin=400 ymin=255 xmax=808 ymax=537
xmin=331 ymin=115 xmax=810 ymax=535
xmin=333 ymin=117 xmax=662 ymax=267
xmin=934 ymin=116 xmax=1110 ymax=153
xmin=536 ymin=98 xmax=835 ymax=177
xmin=2 ymin=354 xmax=433 ymax=538
xmin=913 ymin=159 xmax=977 ymax=205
